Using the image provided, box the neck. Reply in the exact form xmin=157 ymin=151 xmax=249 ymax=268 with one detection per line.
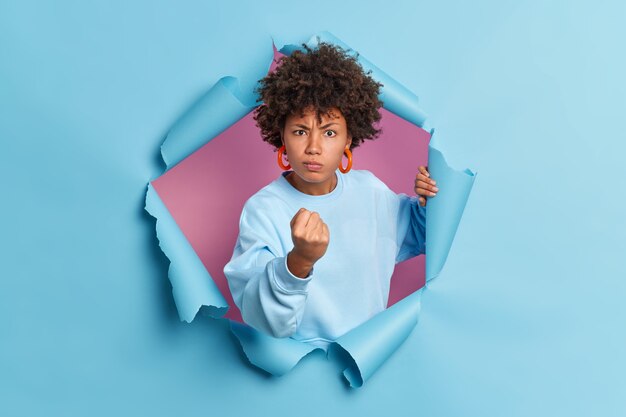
xmin=287 ymin=172 xmax=337 ymax=196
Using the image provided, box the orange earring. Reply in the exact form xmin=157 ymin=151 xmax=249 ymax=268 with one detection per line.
xmin=339 ymin=148 xmax=353 ymax=173
xmin=277 ymin=145 xmax=291 ymax=170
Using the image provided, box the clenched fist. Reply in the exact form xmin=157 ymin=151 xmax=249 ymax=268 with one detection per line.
xmin=286 ymin=208 xmax=330 ymax=278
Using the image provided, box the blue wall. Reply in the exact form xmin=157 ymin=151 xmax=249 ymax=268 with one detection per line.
xmin=2 ymin=1 xmax=625 ymax=416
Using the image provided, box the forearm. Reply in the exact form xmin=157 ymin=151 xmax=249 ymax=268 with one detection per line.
xmin=225 ymin=253 xmax=313 ymax=338
xmin=286 ymin=251 xmax=315 ymax=278
xmin=396 ymin=195 xmax=427 ymax=262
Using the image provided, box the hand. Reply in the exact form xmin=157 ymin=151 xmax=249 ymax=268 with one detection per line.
xmin=414 ymin=165 xmax=439 ymax=207
xmin=287 ymin=208 xmax=330 ymax=277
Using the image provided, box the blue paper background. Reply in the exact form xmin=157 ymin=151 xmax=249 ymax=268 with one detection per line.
xmin=2 ymin=1 xmax=625 ymax=416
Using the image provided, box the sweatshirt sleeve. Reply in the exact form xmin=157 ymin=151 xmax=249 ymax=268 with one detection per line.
xmin=394 ymin=193 xmax=427 ymax=263
xmin=223 ymin=204 xmax=313 ymax=338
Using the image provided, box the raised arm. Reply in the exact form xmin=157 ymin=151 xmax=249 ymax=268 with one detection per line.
xmin=394 ymin=165 xmax=438 ymax=262
xmin=223 ymin=204 xmax=329 ymax=339
xmin=395 ymin=193 xmax=427 ymax=263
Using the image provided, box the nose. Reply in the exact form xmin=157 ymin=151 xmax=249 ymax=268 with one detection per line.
xmin=305 ymin=132 xmax=322 ymax=155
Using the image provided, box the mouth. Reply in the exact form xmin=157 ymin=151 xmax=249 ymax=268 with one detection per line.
xmin=303 ymin=162 xmax=323 ymax=171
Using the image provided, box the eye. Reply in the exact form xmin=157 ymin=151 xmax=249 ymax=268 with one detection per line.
xmin=293 ymin=129 xmax=306 ymax=136
xmin=324 ymin=130 xmax=336 ymax=137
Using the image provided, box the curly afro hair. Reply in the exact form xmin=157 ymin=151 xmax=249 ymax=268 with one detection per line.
xmin=253 ymin=42 xmax=384 ymax=151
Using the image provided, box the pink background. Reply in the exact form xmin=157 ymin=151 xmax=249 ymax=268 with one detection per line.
xmin=151 ymin=107 xmax=430 ymax=323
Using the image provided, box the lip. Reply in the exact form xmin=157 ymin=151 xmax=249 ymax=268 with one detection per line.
xmin=303 ymin=161 xmax=323 ymax=171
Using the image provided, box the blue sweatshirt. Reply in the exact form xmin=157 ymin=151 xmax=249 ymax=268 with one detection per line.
xmin=223 ymin=169 xmax=426 ymax=350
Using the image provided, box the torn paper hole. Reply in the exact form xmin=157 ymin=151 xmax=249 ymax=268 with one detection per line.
xmin=144 ymin=31 xmax=476 ymax=387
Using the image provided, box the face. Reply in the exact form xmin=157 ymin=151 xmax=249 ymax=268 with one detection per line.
xmin=281 ymin=106 xmax=351 ymax=195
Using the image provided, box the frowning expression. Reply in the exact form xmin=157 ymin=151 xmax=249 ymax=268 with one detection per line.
xmin=281 ymin=106 xmax=351 ymax=195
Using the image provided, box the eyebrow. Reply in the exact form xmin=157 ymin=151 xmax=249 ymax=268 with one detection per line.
xmin=291 ymin=122 xmax=339 ymax=129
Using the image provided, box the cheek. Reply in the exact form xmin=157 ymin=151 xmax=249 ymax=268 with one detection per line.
xmin=284 ymin=142 xmax=302 ymax=157
xmin=333 ymin=145 xmax=348 ymax=161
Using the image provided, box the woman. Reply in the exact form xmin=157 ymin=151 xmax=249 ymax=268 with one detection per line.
xmin=223 ymin=42 xmax=439 ymax=350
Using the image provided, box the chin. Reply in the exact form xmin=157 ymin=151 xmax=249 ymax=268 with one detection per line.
xmin=294 ymin=168 xmax=333 ymax=183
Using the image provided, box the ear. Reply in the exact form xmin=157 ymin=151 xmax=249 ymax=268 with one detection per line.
xmin=345 ymin=133 xmax=352 ymax=149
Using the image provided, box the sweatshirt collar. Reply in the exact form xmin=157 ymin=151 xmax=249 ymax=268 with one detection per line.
xmin=277 ymin=169 xmax=344 ymax=204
